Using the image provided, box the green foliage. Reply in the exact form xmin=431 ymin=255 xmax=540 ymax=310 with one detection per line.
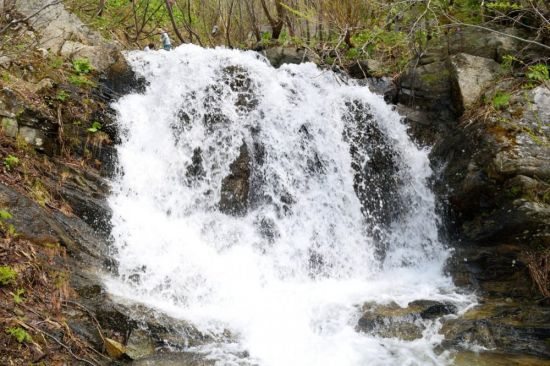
xmin=3 ymin=154 xmax=19 ymax=171
xmin=56 ymin=90 xmax=69 ymax=102
xmin=345 ymin=48 xmax=360 ymax=60
xmin=492 ymin=91 xmax=511 ymax=110
xmin=5 ymin=327 xmax=32 ymax=343
xmin=12 ymin=288 xmax=25 ymax=304
xmin=486 ymin=1 xmax=522 ymax=11
xmin=87 ymin=121 xmax=102 ymax=133
xmin=49 ymin=56 xmax=64 ymax=69
xmin=68 ymin=75 xmax=96 ymax=88
xmin=0 ymin=266 xmax=17 ymax=286
xmin=72 ymin=58 xmax=93 ymax=74
xmin=0 ymin=210 xmax=12 ymax=220
xmin=526 ymin=64 xmax=549 ymax=82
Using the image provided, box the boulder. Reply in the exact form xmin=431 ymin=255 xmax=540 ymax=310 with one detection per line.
xmin=60 ymin=40 xmax=118 ymax=72
xmin=450 ymin=53 xmax=500 ymax=111
xmin=18 ymin=126 xmax=46 ymax=147
xmin=13 ymin=0 xmax=120 ymax=71
xmin=0 ymin=55 xmax=11 ymax=69
xmin=263 ymin=46 xmax=309 ymax=68
xmin=1 ymin=117 xmax=18 ymax=138
xmin=398 ymin=60 xmax=454 ymax=110
xmin=347 ymin=59 xmax=384 ymax=79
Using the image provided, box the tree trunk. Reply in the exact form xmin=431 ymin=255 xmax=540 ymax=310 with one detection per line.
xmin=165 ymin=0 xmax=185 ymax=44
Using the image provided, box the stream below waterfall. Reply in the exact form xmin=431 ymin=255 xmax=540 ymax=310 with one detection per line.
xmin=105 ymin=45 xmax=474 ymax=366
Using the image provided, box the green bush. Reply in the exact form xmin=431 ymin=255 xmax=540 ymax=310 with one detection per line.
xmin=0 ymin=266 xmax=17 ymax=286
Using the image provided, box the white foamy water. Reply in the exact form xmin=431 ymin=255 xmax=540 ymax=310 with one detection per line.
xmin=106 ymin=45 xmax=472 ymax=366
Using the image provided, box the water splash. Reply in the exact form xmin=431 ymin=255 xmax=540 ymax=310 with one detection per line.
xmin=106 ymin=45 xmax=471 ymax=366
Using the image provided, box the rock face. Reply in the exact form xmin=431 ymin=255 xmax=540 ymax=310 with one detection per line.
xmin=386 ymin=25 xmax=550 ymax=362
xmin=12 ymin=0 xmax=119 ymax=71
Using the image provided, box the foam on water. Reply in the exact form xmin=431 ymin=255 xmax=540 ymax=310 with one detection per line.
xmin=105 ymin=45 xmax=472 ymax=366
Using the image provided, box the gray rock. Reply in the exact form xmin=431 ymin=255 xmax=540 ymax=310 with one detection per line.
xmin=18 ymin=126 xmax=46 ymax=147
xmin=450 ymin=53 xmax=500 ymax=111
xmin=0 ymin=55 xmax=11 ymax=68
xmin=1 ymin=117 xmax=18 ymax=138
xmin=13 ymin=0 xmax=120 ymax=71
xmin=263 ymin=46 xmax=308 ymax=68
xmin=31 ymin=78 xmax=54 ymax=93
xmin=125 ymin=329 xmax=156 ymax=360
xmin=60 ymin=40 xmax=117 ymax=72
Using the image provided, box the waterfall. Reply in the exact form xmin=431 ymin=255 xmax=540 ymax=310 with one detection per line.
xmin=106 ymin=45 xmax=472 ymax=366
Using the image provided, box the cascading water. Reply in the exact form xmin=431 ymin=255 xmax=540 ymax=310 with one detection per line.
xmin=106 ymin=45 xmax=472 ymax=366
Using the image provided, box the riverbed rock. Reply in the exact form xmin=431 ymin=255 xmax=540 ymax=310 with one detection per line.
xmin=219 ymin=143 xmax=251 ymax=215
xmin=357 ymin=300 xmax=457 ymax=341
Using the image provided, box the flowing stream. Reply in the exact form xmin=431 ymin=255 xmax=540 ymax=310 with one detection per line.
xmin=106 ymin=45 xmax=472 ymax=366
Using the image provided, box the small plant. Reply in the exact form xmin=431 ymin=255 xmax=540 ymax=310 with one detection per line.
xmin=12 ymin=288 xmax=25 ymax=304
xmin=55 ymin=90 xmax=69 ymax=102
xmin=0 ymin=266 xmax=17 ymax=286
xmin=87 ymin=121 xmax=102 ymax=133
xmin=49 ymin=56 xmax=64 ymax=69
xmin=68 ymin=75 xmax=96 ymax=88
xmin=0 ymin=210 xmax=12 ymax=220
xmin=526 ymin=64 xmax=549 ymax=82
xmin=6 ymin=326 xmax=32 ymax=343
xmin=492 ymin=91 xmax=511 ymax=110
xmin=72 ymin=58 xmax=93 ymax=74
xmin=3 ymin=154 xmax=19 ymax=171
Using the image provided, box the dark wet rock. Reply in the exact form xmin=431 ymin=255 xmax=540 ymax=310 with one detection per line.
xmin=398 ymin=60 xmax=455 ymax=111
xmin=343 ymin=100 xmax=404 ymax=250
xmin=363 ymin=77 xmax=398 ymax=104
xmin=219 ymin=143 xmax=251 ymax=215
xmin=263 ymin=46 xmax=309 ymax=68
